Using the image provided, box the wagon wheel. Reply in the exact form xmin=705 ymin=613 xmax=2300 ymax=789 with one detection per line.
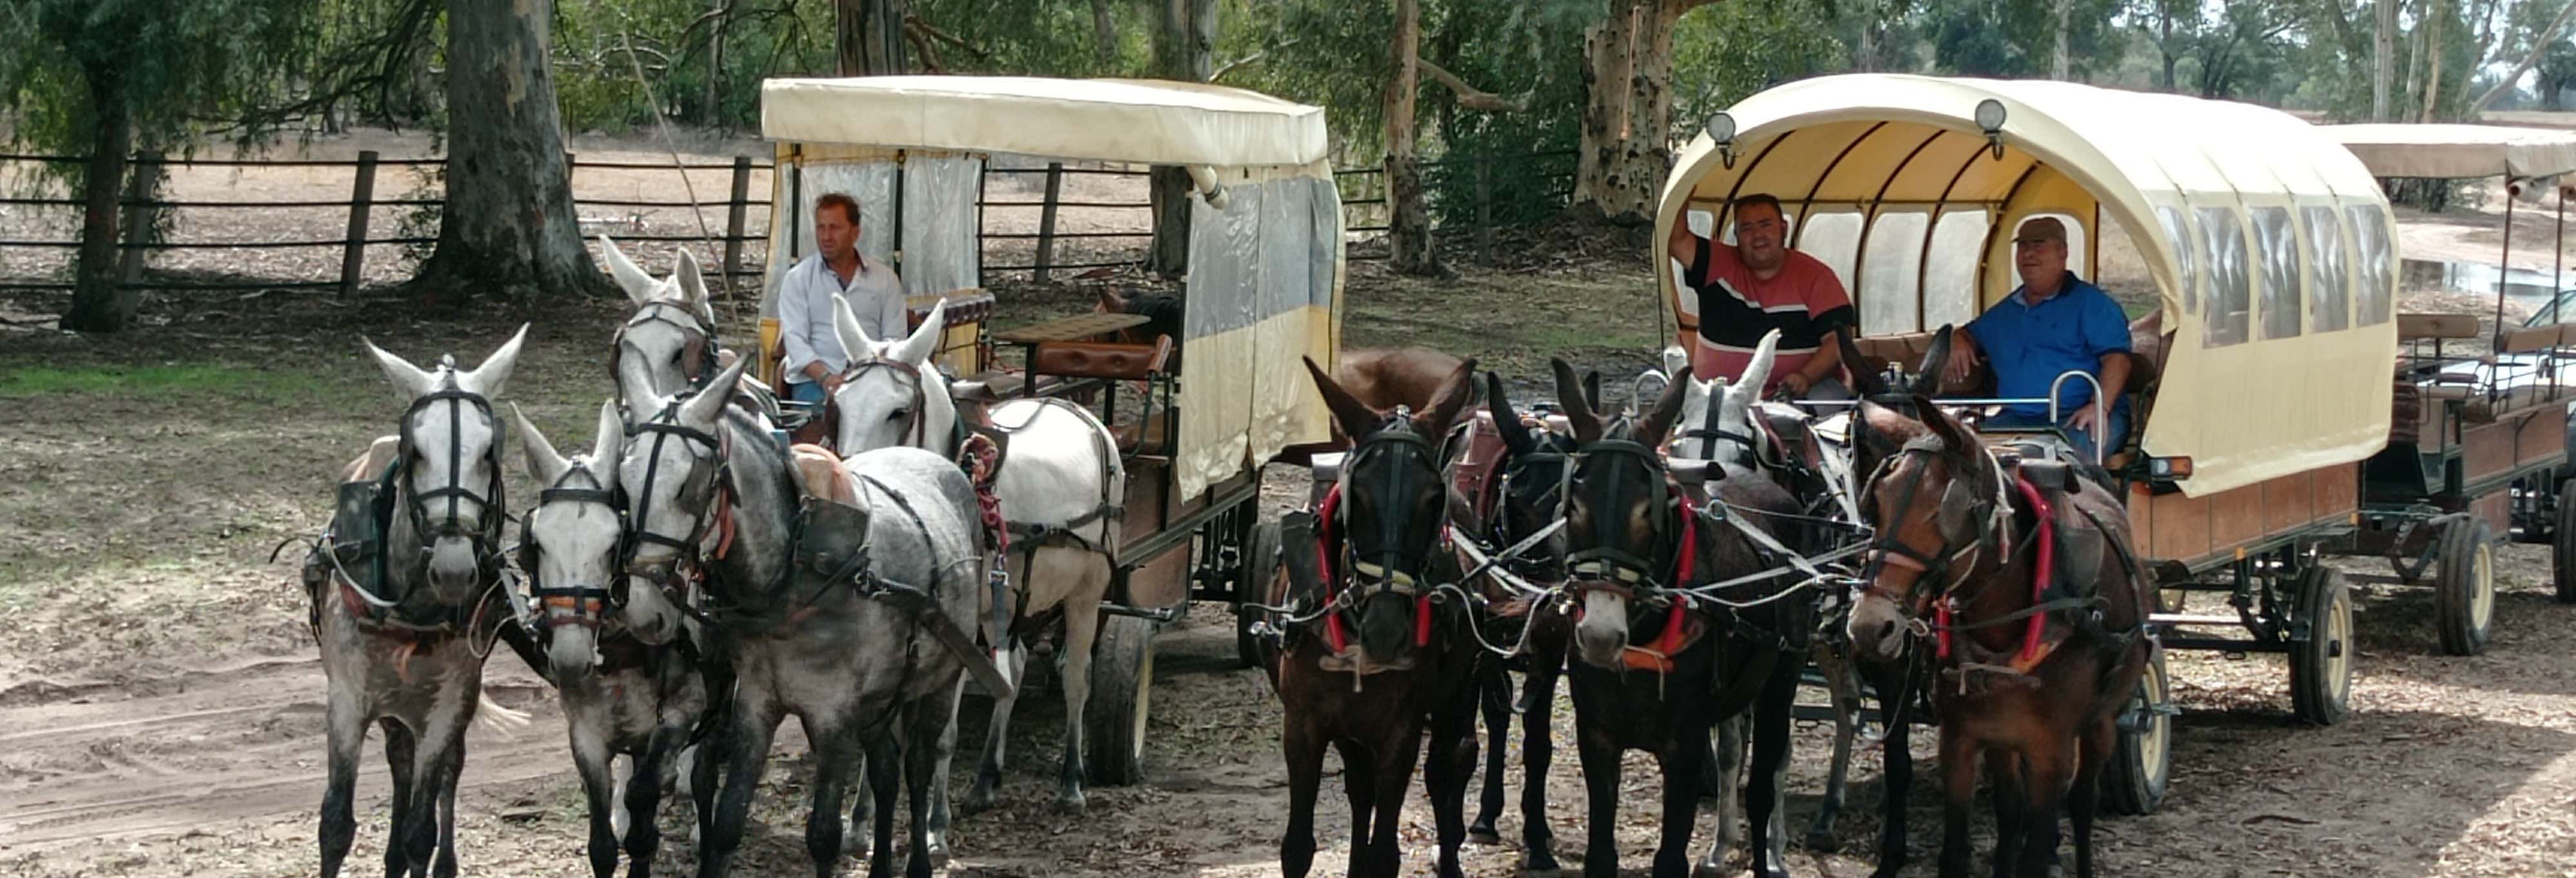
xmin=1234 ymin=520 xmax=1282 ymax=669
xmin=2434 ymin=519 xmax=2497 ymax=656
xmin=1085 ymin=613 xmax=1156 ymax=786
xmin=2555 ymin=479 xmax=2576 ymax=604
xmin=2102 ymin=645 xmax=2172 ymax=816
xmin=2288 ymin=566 xmax=2354 ymax=727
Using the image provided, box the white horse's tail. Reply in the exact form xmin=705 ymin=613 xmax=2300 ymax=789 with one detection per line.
xmin=475 ymin=691 xmax=532 ymax=738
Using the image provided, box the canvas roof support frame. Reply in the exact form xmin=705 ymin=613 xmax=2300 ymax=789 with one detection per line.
xmin=1657 ymin=75 xmax=2400 ymax=498
xmin=2322 ymin=124 xmax=2576 ymax=332
xmin=753 ymin=75 xmax=1346 ymax=503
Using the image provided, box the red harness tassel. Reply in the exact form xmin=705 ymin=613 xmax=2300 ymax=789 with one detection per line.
xmin=2011 ymin=473 xmax=2055 ymax=665
xmin=1315 ymin=486 xmax=1347 ymax=654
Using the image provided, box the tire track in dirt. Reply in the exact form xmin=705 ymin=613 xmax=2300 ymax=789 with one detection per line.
xmin=0 ymin=655 xmax=585 ymax=850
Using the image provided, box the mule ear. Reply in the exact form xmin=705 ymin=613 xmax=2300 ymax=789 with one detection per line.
xmin=1636 ymin=370 xmax=1691 ymax=449
xmin=587 ymin=399 xmax=624 ymax=483
xmin=1304 ymin=355 xmax=1385 ymax=443
xmin=363 ymin=336 xmax=437 ymax=401
xmin=674 ymin=248 xmax=710 ymax=309
xmin=891 ymin=298 xmax=946 ymax=367
xmin=460 ymin=323 xmax=529 ymax=399
xmin=600 ymin=234 xmax=661 ymax=305
xmin=1486 ymin=371 xmax=1537 ymax=456
xmin=512 ymin=403 xmax=569 ymax=485
xmin=1737 ymin=328 xmax=1781 ymax=400
xmin=831 ymin=292 xmax=878 ymax=358
xmin=1582 ymin=370 xmax=1604 ymax=413
xmin=1836 ymin=328 xmax=1887 ymax=397
xmin=1913 ymin=394 xmax=1978 ymax=464
xmin=1550 ymin=358 xmax=1602 ymax=443
xmin=1661 ymin=345 xmax=1692 ymax=379
xmin=682 ymin=356 xmax=749 ymax=427
xmin=1909 ymin=325 xmax=1955 ymax=397
xmin=1412 ymin=356 xmax=1481 ymax=437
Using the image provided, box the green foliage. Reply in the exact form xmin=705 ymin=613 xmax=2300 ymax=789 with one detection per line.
xmin=1673 ymin=0 xmax=1848 ymax=128
xmin=2539 ymin=39 xmax=2576 ymax=108
xmin=0 ymin=0 xmax=316 ymax=178
xmin=1921 ymin=0 xmax=2120 ymax=78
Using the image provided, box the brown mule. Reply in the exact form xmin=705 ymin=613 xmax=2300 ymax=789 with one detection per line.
xmin=1846 ymin=397 xmax=2153 ymax=878
xmin=1268 ymin=354 xmax=1484 ymax=878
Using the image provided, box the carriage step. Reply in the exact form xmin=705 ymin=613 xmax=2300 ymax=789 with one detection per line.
xmin=2150 ymin=613 xmax=2244 ymax=628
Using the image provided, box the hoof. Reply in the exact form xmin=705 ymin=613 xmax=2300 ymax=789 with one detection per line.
xmin=1054 ymin=790 xmax=1088 ymax=814
xmin=927 ymin=839 xmax=951 ymax=870
xmin=960 ymin=786 xmax=998 ymax=816
xmin=1525 ymin=850 xmax=1563 ymax=875
xmin=1468 ymin=823 xmax=1501 ymax=846
xmin=1805 ymin=829 xmax=1842 ymax=853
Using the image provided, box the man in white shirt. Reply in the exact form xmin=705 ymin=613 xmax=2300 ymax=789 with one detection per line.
xmin=777 ymin=191 xmax=907 ymax=404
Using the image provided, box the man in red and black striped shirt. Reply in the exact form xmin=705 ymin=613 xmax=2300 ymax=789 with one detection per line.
xmin=1668 ymin=193 xmax=1858 ymax=399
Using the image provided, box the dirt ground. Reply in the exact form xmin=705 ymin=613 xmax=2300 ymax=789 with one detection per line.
xmin=11 ymin=129 xmax=2576 ymax=877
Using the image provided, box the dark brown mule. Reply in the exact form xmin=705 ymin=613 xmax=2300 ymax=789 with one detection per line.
xmin=1846 ymin=397 xmax=2152 ymax=878
xmin=1443 ymin=372 xmax=1579 ymax=871
xmin=1267 ymin=355 xmax=1484 ymax=878
xmin=1551 ymin=359 xmax=1811 ymax=878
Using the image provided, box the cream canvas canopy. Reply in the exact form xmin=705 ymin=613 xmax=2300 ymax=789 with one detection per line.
xmin=756 ymin=75 xmax=1343 ymax=502
xmin=1658 ymin=75 xmax=2398 ymax=497
xmin=2321 ymin=124 xmax=2576 ymax=180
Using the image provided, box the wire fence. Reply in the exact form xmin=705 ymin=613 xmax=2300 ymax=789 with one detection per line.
xmin=0 ymin=148 xmax=1580 ymax=298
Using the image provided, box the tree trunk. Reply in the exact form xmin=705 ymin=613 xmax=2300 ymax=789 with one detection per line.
xmin=1092 ymin=0 xmax=1117 ymax=66
xmin=2421 ymin=3 xmax=2445 ymax=122
xmin=837 ymin=0 xmax=909 ymax=75
xmin=1387 ymin=0 xmax=1440 ymax=276
xmin=2052 ymin=0 xmax=2071 ymax=79
xmin=1575 ymin=0 xmax=1642 ymax=222
xmin=1146 ymin=0 xmax=1215 ymax=278
xmin=2374 ymin=0 xmax=2396 ymax=120
xmin=61 ymin=72 xmax=134 ymax=333
xmin=2156 ymin=4 xmax=2175 ymax=90
xmin=705 ymin=0 xmax=726 ymax=124
xmin=406 ymin=0 xmax=611 ymax=305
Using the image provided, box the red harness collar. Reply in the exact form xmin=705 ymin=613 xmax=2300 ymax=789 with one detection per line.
xmin=1933 ymin=471 xmax=2056 ymax=666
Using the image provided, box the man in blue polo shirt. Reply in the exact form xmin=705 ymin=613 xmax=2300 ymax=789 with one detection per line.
xmin=1942 ymin=216 xmax=2133 ymax=459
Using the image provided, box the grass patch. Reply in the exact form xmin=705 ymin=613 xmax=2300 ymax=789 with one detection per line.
xmin=0 ymin=363 xmax=321 ymax=403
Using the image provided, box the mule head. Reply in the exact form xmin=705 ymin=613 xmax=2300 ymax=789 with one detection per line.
xmin=1551 ymin=358 xmax=1689 ymax=670
xmin=1303 ymin=354 xmax=1477 ymax=671
xmin=1484 ymin=370 xmax=1575 ymax=582
xmin=620 ymin=356 xmax=748 ymax=607
xmin=518 ymin=401 xmax=670 ymax=679
xmin=364 ymin=325 xmax=526 ymax=599
xmin=832 ymin=294 xmax=958 ymax=454
xmin=604 ymin=236 xmax=719 ymax=407
xmin=1669 ymin=329 xmax=1781 ymax=472
xmin=1848 ymin=396 xmax=1997 ymax=660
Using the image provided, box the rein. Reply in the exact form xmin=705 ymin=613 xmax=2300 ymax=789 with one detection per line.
xmin=838 ymin=356 xmax=934 ymax=449
xmin=615 ymin=300 xmax=719 ymax=399
xmin=624 ymin=397 xmax=735 ymax=617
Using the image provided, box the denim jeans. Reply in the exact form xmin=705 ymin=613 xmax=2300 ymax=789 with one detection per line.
xmin=786 ymin=379 xmax=828 ymax=405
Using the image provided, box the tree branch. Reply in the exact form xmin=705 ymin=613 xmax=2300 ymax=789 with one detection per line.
xmin=2475 ymin=0 xmax=2576 ymax=111
xmin=1213 ymin=39 xmax=1300 ymax=81
xmin=1417 ymin=57 xmax=1528 ymax=112
xmin=906 ymin=15 xmax=989 ymax=61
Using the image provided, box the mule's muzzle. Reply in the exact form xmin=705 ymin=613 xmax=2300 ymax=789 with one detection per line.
xmin=1847 ymin=593 xmax=1911 ymax=660
xmin=426 ymin=537 xmax=483 ymax=596
xmin=1570 ymin=587 xmax=1632 ymax=670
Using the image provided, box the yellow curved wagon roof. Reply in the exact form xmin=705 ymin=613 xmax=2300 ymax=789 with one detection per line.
xmin=761 ymin=75 xmax=1331 ymax=168
xmin=1659 ymin=75 xmax=2398 ymax=497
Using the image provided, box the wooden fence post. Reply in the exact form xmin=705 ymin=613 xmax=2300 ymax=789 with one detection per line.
xmin=1475 ymin=155 xmax=1493 ymax=266
xmin=724 ymin=155 xmax=752 ymax=299
xmin=119 ymin=150 xmax=162 ymax=285
xmin=339 ymin=150 xmax=379 ymax=298
xmin=1034 ymin=162 xmax=1065 ymax=283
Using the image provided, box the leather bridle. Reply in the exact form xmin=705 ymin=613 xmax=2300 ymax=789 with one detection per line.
xmin=522 ymin=464 xmax=623 ymax=635
xmin=394 ymin=371 xmax=508 ymax=569
xmin=623 ymin=397 xmax=732 ymax=609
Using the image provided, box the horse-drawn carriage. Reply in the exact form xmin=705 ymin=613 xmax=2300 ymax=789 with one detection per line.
xmin=746 ymin=75 xmax=1343 ymax=783
xmin=2315 ymin=124 xmax=2576 ymax=654
xmin=1653 ymin=76 xmax=2441 ymax=821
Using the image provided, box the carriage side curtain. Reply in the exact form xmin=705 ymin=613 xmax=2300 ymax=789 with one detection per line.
xmin=1178 ymin=169 xmax=1340 ymax=501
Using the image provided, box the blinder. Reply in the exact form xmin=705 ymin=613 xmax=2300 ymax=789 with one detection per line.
xmin=1562 ymin=437 xmax=1678 ymax=586
xmin=838 ymin=356 xmax=933 ymax=448
xmin=1338 ymin=417 xmax=1447 ymax=596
